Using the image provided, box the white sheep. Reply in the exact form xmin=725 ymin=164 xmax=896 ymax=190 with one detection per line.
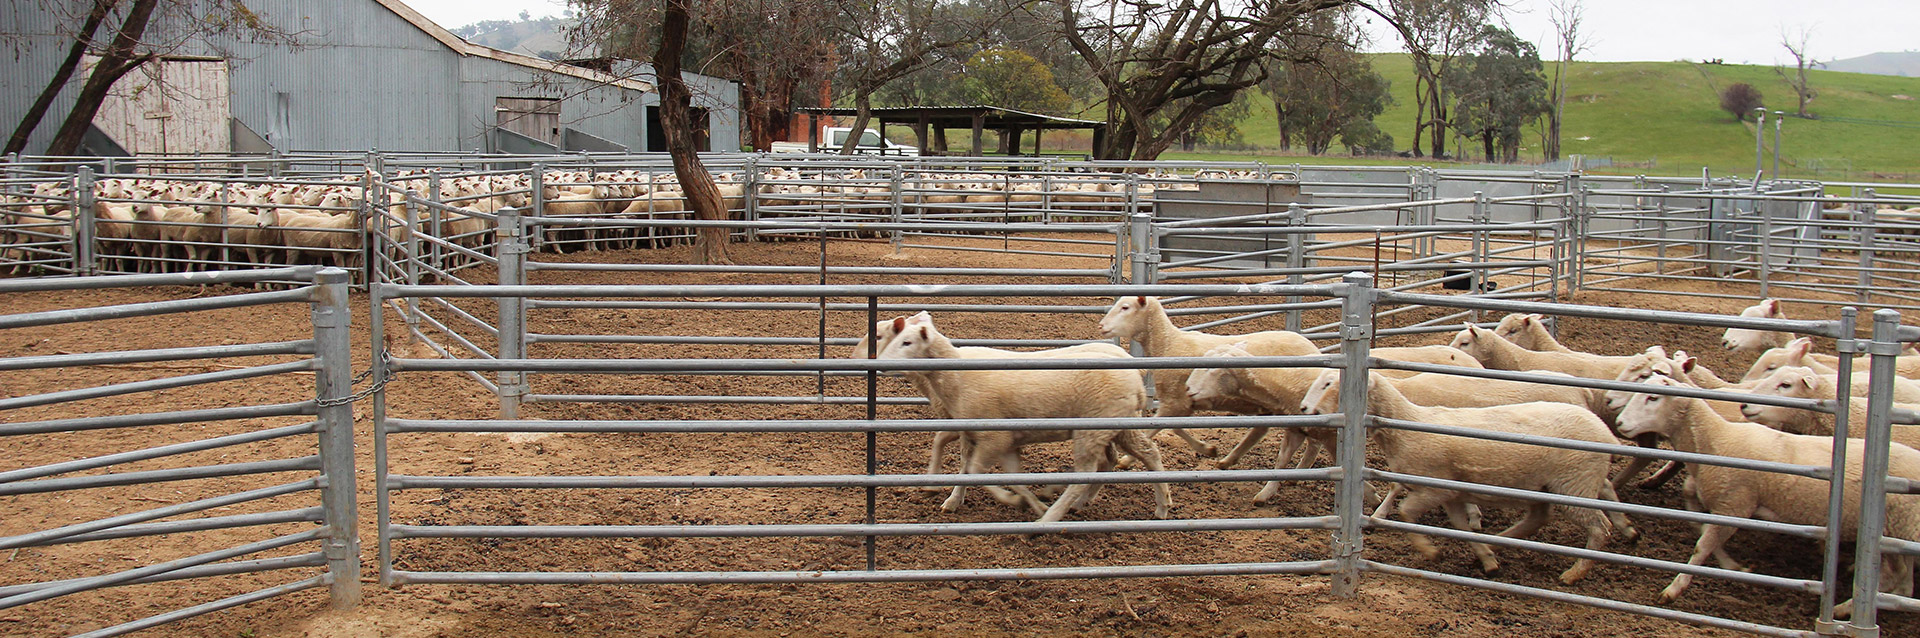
xmin=1615 ymin=375 xmax=1920 ymax=608
xmin=1098 ymin=295 xmax=1318 ymax=457
xmin=1491 ymin=313 xmax=1575 ymax=353
xmin=874 ymin=315 xmax=1170 ymax=523
xmin=1721 ymin=299 xmax=1793 ymax=353
xmin=1743 ymin=337 xmax=1920 ymax=402
xmin=1448 ymin=323 xmax=1659 ymax=380
xmin=1299 ymin=368 xmax=1633 ymax=584
xmin=1740 ymin=366 xmax=1920 ymax=447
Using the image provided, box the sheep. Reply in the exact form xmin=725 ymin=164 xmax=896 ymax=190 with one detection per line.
xmin=1299 ymin=368 xmax=1634 ymax=584
xmin=1365 ymin=345 xmax=1485 ymax=378
xmin=852 ymin=311 xmax=1141 ymax=491
xmin=1721 ymin=299 xmax=1793 ymax=353
xmin=872 ymin=314 xmax=1169 ymax=523
xmin=1739 ymin=366 xmax=1920 ymax=446
xmin=1188 ymin=343 xmax=1594 ymax=505
xmin=1614 ymin=375 xmax=1920 ymax=608
xmin=1744 ymin=337 xmax=1920 ymax=402
xmin=1098 ymin=295 xmax=1318 ymax=457
xmin=1448 ymin=323 xmax=1658 ymax=381
xmin=1491 ymin=313 xmax=1575 ymax=354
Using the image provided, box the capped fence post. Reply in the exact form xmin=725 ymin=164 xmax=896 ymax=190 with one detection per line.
xmin=889 ymin=166 xmax=904 ymax=254
xmin=1471 ymin=190 xmax=1489 ymax=321
xmin=73 ymin=166 xmax=96 ymax=276
xmin=495 ymin=207 xmax=529 ymax=419
xmin=1128 ymin=212 xmax=1155 ymax=286
xmin=310 ymin=267 xmax=361 ymax=609
xmin=427 ymin=171 xmax=445 ymax=277
xmin=1655 ymin=186 xmax=1670 ymax=273
xmin=742 ymin=156 xmax=760 ymax=243
xmin=1285 ymin=202 xmax=1306 ymax=333
xmin=402 ymin=191 xmax=424 ymax=342
xmin=1846 ymin=308 xmax=1904 ymax=633
xmin=1330 ymin=271 xmax=1376 ymax=598
xmin=528 ymin=164 xmax=546 ymax=253
xmin=1818 ymin=307 xmax=1859 ymax=633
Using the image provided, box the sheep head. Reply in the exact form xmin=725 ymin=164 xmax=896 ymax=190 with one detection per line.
xmin=1722 ymin=299 xmax=1787 ymax=353
xmin=876 ymin=323 xmax=945 ymax=360
xmin=1185 ymin=342 xmax=1252 ymax=406
xmin=1605 ymin=353 xmax=1684 ymax=412
xmin=1739 ymin=366 xmax=1824 ymax=428
xmin=1492 ymin=313 xmax=1544 ymax=341
xmin=1098 ymin=296 xmax=1156 ymax=340
xmin=1743 ymin=337 xmax=1816 ymax=382
xmin=1615 ymin=375 xmax=1689 ymax=440
xmin=1447 ymin=323 xmax=1494 ymax=363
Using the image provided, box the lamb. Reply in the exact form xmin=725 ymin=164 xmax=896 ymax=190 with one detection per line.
xmin=872 ymin=314 xmax=1169 ymax=523
xmin=1720 ymin=299 xmax=1793 ymax=353
xmin=1188 ymin=343 xmax=1594 ymax=505
xmin=1491 ymin=313 xmax=1575 ymax=353
xmin=852 ymin=311 xmax=1145 ymax=491
xmin=1615 ymin=375 xmax=1920 ymax=607
xmin=1448 ymin=323 xmax=1658 ymax=381
xmin=1743 ymin=338 xmax=1920 ymax=401
xmin=1739 ymin=366 xmax=1920 ymax=446
xmin=1299 ymin=368 xmax=1634 ymax=584
xmin=1098 ymin=295 xmax=1319 ymax=457
xmin=1365 ymin=345 xmax=1485 ymax=378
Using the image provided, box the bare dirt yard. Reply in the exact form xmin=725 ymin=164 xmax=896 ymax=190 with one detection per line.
xmin=2 ymin=233 xmax=1912 ymax=638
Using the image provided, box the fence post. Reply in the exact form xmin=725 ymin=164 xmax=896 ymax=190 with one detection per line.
xmin=527 ymin=164 xmax=546 ymax=253
xmin=1818 ymin=307 xmax=1859 ymax=633
xmin=1330 ymin=271 xmax=1376 ymax=598
xmin=310 ymin=267 xmax=361 ymax=609
xmin=1655 ymin=186 xmax=1669 ymax=274
xmin=72 ymin=166 xmax=96 ymax=276
xmin=402 ymin=191 xmax=424 ymax=341
xmin=1847 ymin=308 xmax=1903 ymax=633
xmin=1859 ymin=189 xmax=1877 ymax=305
xmin=1570 ymin=174 xmax=1589 ymax=294
xmin=889 ymin=166 xmax=904 ymax=254
xmin=427 ymin=171 xmax=444 ymax=277
xmin=1757 ymin=194 xmax=1773 ymax=300
xmin=1129 ymin=212 xmax=1155 ymax=286
xmin=1285 ymin=202 xmax=1305 ymax=332
xmin=495 ymin=207 xmax=529 ymax=419
xmin=742 ymin=156 xmax=760 ymax=243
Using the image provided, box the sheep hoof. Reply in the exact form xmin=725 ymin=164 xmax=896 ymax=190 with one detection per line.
xmin=1659 ymin=587 xmax=1684 ymax=603
xmin=1212 ymin=458 xmax=1236 ymax=470
xmin=1558 ymin=569 xmax=1587 ymax=585
xmin=1619 ymin=527 xmax=1642 ymax=544
xmin=1480 ymin=560 xmax=1501 ymax=575
xmin=1196 ymin=443 xmax=1219 ymax=457
xmin=940 ymin=499 xmax=963 ymax=513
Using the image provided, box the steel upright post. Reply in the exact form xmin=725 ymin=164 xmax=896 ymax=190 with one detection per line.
xmin=889 ymin=167 xmax=904 ymax=254
xmin=494 ymin=208 xmax=529 ymax=419
xmin=1129 ymin=212 xmax=1155 ymax=287
xmin=310 ymin=267 xmax=361 ymax=608
xmin=1860 ymin=190 xmax=1877 ymax=305
xmin=1754 ymin=108 xmax=1768 ymax=177
xmin=1846 ymin=309 xmax=1903 ymax=635
xmin=427 ymin=171 xmax=444 ymax=277
xmin=1471 ymin=191 xmax=1489 ymax=320
xmin=1285 ymin=202 xmax=1306 ymax=332
xmin=528 ymin=164 xmax=546 ymax=253
xmin=1656 ymin=186 xmax=1670 ymax=273
xmin=1818 ymin=308 xmax=1859 ymax=633
xmin=742 ymin=156 xmax=760 ymax=243
xmin=1330 ymin=272 xmax=1376 ymax=598
xmin=72 ymin=166 xmax=95 ymax=276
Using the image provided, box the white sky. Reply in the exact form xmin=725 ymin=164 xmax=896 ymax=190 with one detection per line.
xmin=397 ymin=0 xmax=1916 ymax=65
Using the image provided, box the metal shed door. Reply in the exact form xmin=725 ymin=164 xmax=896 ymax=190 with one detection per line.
xmin=496 ymin=97 xmax=561 ymax=145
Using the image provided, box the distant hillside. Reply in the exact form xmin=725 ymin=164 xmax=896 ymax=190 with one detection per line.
xmin=1824 ymin=51 xmax=1920 ymax=78
xmin=450 ymin=17 xmax=573 ymax=60
xmin=1218 ymin=55 xmax=1920 ymax=178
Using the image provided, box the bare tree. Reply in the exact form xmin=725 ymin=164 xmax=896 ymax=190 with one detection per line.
xmin=655 ymin=0 xmax=731 ymax=264
xmin=1364 ymin=0 xmax=1498 ymax=159
xmin=4 ymin=0 xmax=114 ymax=155
xmin=1777 ymin=26 xmax=1816 ymax=118
xmin=1542 ymin=0 xmax=1588 ymax=162
xmin=1057 ymin=0 xmax=1350 ymax=161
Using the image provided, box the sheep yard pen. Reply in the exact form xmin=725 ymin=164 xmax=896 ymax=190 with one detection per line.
xmin=7 ymin=153 xmax=1920 ymax=637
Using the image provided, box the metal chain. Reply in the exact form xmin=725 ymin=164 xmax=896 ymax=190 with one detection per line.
xmin=316 ymin=349 xmax=392 ymax=407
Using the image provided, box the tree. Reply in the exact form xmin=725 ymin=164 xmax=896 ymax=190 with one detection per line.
xmin=1445 ymin=25 xmax=1549 ymax=163
xmin=1543 ymin=0 xmax=1588 ymax=162
xmin=1056 ymin=0 xmax=1351 ymax=160
xmin=826 ymin=0 xmax=1013 ymax=154
xmin=5 ymin=0 xmax=115 ymax=155
xmin=1720 ymin=83 xmax=1764 ymax=122
xmin=1365 ymin=0 xmax=1498 ymax=159
xmin=700 ymin=0 xmax=839 ymax=151
xmin=1776 ymin=26 xmax=1816 ymax=118
xmin=960 ymin=48 xmax=1072 ymax=115
xmin=1261 ymin=8 xmax=1393 ymax=155
xmin=653 ymin=0 xmax=730 ymax=264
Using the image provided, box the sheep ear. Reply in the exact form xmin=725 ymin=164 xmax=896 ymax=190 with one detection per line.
xmin=1789 ymin=338 xmax=1812 ymax=358
xmin=1799 ymin=375 xmax=1819 ymax=391
xmin=890 ymin=316 xmax=905 ymax=332
xmin=916 ymin=326 xmax=930 ymax=339
xmin=1525 ymin=313 xmax=1544 ymax=324
xmin=1646 ymin=345 xmax=1667 ymax=358
xmin=1763 ymin=299 xmax=1780 ymax=315
xmin=1135 ymin=295 xmax=1148 ymax=306
xmin=1678 ymin=356 xmax=1697 ymax=373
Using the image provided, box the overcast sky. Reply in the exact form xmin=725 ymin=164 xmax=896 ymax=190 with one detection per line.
xmin=399 ymin=0 xmax=1914 ymax=65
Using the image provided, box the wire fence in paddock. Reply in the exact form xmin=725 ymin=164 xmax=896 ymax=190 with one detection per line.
xmin=368 ymin=276 xmax=1919 ymax=638
xmin=0 ymin=266 xmax=361 ymax=637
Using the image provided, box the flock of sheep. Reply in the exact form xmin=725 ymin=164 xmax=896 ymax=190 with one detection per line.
xmin=0 ymin=167 xmax=1206 ymax=275
xmin=855 ymin=296 xmax=1920 ymax=612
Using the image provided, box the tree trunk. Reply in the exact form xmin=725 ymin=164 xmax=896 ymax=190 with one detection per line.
xmin=656 ymin=0 xmax=730 ymax=265
xmin=6 ymin=0 xmax=114 ymax=156
xmin=47 ymin=0 xmax=159 ymax=156
xmin=1482 ymin=130 xmax=1495 ymax=163
xmin=1273 ymin=99 xmax=1290 ymax=151
xmin=837 ymin=90 xmax=874 ymax=155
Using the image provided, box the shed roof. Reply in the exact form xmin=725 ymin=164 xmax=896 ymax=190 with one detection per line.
xmin=795 ymin=105 xmax=1105 ymax=130
xmin=373 ymin=0 xmax=655 ymax=93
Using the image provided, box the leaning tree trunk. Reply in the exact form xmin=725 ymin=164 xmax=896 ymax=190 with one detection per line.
xmin=47 ymin=0 xmax=159 ymax=156
xmin=837 ymin=91 xmax=874 ymax=155
xmin=655 ymin=0 xmax=730 ymax=265
xmin=6 ymin=0 xmax=113 ymax=156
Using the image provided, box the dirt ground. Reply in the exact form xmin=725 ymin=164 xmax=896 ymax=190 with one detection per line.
xmin=1 ymin=232 xmax=1913 ymax=638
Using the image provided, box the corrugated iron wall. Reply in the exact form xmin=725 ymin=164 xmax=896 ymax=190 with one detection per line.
xmin=0 ymin=0 xmax=742 ymax=155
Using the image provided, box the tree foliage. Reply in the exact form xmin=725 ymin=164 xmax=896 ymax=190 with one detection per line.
xmin=960 ymin=48 xmax=1072 ymax=115
xmin=1366 ymin=0 xmax=1498 ymax=159
xmin=1261 ymin=8 xmax=1392 ymax=156
xmin=1720 ymin=83 xmax=1765 ymax=122
xmin=1445 ymin=25 xmax=1549 ymax=163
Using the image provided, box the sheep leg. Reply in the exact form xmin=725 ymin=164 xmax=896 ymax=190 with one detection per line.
xmin=1449 ymin=500 xmax=1501 ymax=574
xmin=1612 ymin=434 xmax=1672 ymax=491
xmin=1635 ymin=461 xmax=1684 ymax=490
xmin=1159 ymin=427 xmax=1217 ymax=458
xmin=1253 ymin=429 xmax=1313 ymax=505
xmin=919 ymin=430 xmax=961 ymax=492
xmin=1214 ymin=426 xmax=1270 ymax=470
xmin=1150 ymin=389 xmax=1217 ymax=457
xmin=1597 ymin=483 xmax=1641 ymax=544
xmin=939 ymin=434 xmax=978 ymax=513
xmin=1395 ymin=489 xmax=1450 ymax=561
xmin=1113 ymin=430 xmax=1171 ymax=519
xmin=1555 ymin=504 xmax=1611 ymax=585
xmin=1662 ymin=523 xmax=1739 ymax=602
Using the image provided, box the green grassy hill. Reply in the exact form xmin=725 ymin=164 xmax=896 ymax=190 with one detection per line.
xmin=1185 ymin=54 xmax=1920 ymax=180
